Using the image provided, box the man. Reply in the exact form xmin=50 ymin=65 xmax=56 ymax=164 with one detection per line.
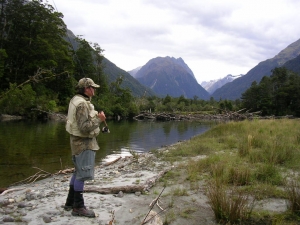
xmin=64 ymin=78 xmax=106 ymax=217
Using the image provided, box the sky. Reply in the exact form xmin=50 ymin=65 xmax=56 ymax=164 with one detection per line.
xmin=52 ymin=0 xmax=300 ymax=83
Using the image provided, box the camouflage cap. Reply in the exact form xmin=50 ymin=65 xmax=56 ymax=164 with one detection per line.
xmin=77 ymin=78 xmax=100 ymax=88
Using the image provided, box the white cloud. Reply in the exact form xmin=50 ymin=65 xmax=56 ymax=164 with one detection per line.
xmin=53 ymin=0 xmax=300 ymax=83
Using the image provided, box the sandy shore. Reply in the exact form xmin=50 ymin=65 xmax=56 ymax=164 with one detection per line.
xmin=1 ymin=147 xmax=211 ymax=225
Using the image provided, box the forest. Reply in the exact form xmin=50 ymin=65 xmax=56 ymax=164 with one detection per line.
xmin=0 ymin=0 xmax=300 ymax=119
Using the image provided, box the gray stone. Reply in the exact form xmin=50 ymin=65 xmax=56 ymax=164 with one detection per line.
xmin=43 ymin=215 xmax=52 ymax=223
xmin=18 ymin=202 xmax=27 ymax=208
xmin=116 ymin=191 xmax=124 ymax=198
xmin=2 ymin=216 xmax=14 ymax=222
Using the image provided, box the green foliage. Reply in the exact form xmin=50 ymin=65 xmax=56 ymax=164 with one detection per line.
xmin=241 ymin=67 xmax=300 ymax=116
xmin=0 ymin=83 xmax=36 ymax=115
xmin=0 ymin=0 xmax=73 ymax=90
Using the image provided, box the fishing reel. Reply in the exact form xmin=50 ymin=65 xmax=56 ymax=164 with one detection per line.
xmin=102 ymin=126 xmax=110 ymax=133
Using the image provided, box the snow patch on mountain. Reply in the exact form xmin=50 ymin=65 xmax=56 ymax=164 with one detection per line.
xmin=201 ymin=74 xmax=243 ymax=94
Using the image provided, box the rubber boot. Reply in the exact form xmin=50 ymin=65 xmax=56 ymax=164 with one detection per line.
xmin=64 ymin=185 xmax=74 ymax=211
xmin=72 ymin=191 xmax=95 ymax=218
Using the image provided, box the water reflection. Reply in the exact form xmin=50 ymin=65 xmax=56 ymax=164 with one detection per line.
xmin=0 ymin=119 xmax=213 ymax=187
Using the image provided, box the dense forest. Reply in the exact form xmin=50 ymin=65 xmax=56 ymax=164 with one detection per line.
xmin=0 ymin=0 xmax=300 ymax=119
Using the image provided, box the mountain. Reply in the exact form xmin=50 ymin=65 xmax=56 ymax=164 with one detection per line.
xmin=66 ymin=29 xmax=155 ymax=97
xmin=201 ymin=74 xmax=243 ymax=94
xmin=134 ymin=56 xmax=210 ymax=100
xmin=128 ymin=66 xmax=142 ymax=78
xmin=211 ymin=38 xmax=300 ymax=100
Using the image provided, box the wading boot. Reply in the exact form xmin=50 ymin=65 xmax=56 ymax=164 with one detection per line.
xmin=63 ymin=185 xmax=74 ymax=211
xmin=72 ymin=191 xmax=95 ymax=218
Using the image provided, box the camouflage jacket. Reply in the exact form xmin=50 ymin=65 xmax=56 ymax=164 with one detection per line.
xmin=68 ymin=94 xmax=101 ymax=155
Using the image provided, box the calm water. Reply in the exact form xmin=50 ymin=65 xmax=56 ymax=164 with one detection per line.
xmin=0 ymin=119 xmax=213 ymax=187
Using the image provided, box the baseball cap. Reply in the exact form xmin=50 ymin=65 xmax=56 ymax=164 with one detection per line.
xmin=77 ymin=78 xmax=100 ymax=88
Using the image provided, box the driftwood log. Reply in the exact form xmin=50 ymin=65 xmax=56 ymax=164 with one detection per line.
xmin=84 ymin=169 xmax=169 ymax=194
xmin=102 ymin=156 xmax=122 ymax=167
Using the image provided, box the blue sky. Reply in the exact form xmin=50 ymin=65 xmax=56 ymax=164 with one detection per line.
xmin=53 ymin=0 xmax=300 ymax=83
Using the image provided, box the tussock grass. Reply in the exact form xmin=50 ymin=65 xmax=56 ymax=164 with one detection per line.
xmin=206 ymin=180 xmax=254 ymax=224
xmin=285 ymin=179 xmax=300 ymax=215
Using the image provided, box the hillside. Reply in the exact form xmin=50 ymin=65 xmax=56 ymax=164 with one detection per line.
xmin=101 ymin=58 xmax=156 ymax=97
xmin=66 ymin=29 xmax=155 ymax=97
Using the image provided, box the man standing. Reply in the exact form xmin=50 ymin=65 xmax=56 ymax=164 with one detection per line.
xmin=64 ymin=78 xmax=106 ymax=217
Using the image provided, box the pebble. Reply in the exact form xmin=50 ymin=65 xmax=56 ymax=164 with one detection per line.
xmin=43 ymin=215 xmax=52 ymax=223
xmin=18 ymin=202 xmax=27 ymax=208
xmin=115 ymin=191 xmax=124 ymax=198
xmin=2 ymin=216 xmax=14 ymax=222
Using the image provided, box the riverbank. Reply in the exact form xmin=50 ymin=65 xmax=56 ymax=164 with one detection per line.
xmin=1 ymin=119 xmax=299 ymax=224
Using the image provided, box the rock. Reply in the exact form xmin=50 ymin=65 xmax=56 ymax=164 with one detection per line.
xmin=2 ymin=216 xmax=14 ymax=222
xmin=0 ymin=199 xmax=10 ymax=207
xmin=15 ymin=195 xmax=25 ymax=203
xmin=113 ymin=191 xmax=124 ymax=198
xmin=26 ymin=192 xmax=37 ymax=201
xmin=18 ymin=202 xmax=27 ymax=208
xmin=43 ymin=215 xmax=52 ymax=223
xmin=135 ymin=192 xmax=141 ymax=196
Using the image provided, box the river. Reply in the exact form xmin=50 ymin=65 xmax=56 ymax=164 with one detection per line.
xmin=0 ymin=119 xmax=214 ymax=187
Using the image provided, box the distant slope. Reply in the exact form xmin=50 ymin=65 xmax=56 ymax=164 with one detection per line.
xmin=101 ymin=58 xmax=156 ymax=97
xmin=283 ymin=53 xmax=300 ymax=74
xmin=128 ymin=67 xmax=142 ymax=78
xmin=212 ymin=38 xmax=300 ymax=100
xmin=135 ymin=56 xmax=209 ymax=100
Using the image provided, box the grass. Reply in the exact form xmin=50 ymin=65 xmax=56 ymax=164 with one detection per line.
xmin=158 ymin=119 xmax=300 ymax=224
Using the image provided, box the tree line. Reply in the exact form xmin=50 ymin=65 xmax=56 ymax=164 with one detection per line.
xmin=0 ymin=0 xmax=299 ymax=119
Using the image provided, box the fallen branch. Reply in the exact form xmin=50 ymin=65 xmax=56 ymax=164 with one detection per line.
xmin=103 ymin=156 xmax=122 ymax=167
xmin=0 ymin=187 xmax=25 ymax=196
xmin=54 ymin=168 xmax=74 ymax=175
xmin=9 ymin=167 xmax=52 ymax=186
xmin=141 ymin=187 xmax=165 ymax=225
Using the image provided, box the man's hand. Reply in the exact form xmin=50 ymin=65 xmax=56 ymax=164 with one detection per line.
xmin=98 ymin=111 xmax=106 ymax=121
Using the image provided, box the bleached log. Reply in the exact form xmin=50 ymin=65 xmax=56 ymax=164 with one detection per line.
xmin=0 ymin=188 xmax=25 ymax=196
xmin=103 ymin=156 xmax=122 ymax=167
xmin=84 ymin=169 xmax=170 ymax=194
